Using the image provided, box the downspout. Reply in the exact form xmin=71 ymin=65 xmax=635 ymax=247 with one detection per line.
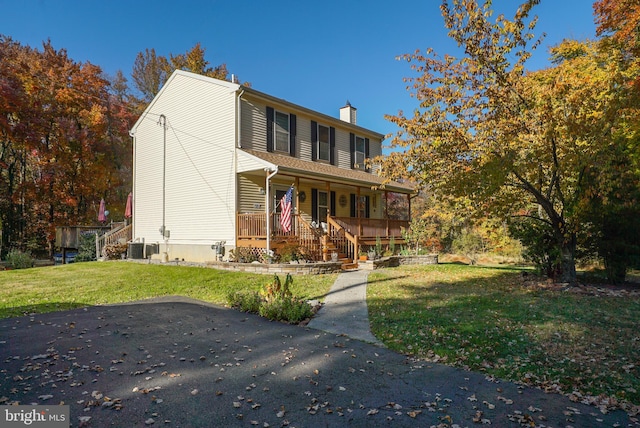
xmin=128 ymin=129 xmax=136 ymax=243
xmin=265 ymin=166 xmax=278 ymax=258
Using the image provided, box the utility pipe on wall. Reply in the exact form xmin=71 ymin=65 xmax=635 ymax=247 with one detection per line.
xmin=158 ymin=114 xmax=169 ymax=262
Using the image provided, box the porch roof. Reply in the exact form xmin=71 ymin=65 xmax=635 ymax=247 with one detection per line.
xmin=237 ymin=149 xmax=415 ymax=194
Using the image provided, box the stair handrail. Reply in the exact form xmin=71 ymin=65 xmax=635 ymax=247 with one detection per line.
xmin=296 ymin=215 xmax=323 ymax=260
xmin=326 ymin=216 xmax=359 ymax=260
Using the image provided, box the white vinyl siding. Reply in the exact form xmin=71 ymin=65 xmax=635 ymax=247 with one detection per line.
xmin=132 ymin=72 xmax=237 ymax=247
xmin=238 ymin=174 xmax=265 ymax=213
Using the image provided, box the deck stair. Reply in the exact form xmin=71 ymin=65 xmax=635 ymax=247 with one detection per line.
xmin=324 ymin=241 xmax=358 ymax=270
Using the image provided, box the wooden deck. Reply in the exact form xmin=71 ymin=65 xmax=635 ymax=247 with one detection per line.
xmin=237 ymin=213 xmax=408 ymax=261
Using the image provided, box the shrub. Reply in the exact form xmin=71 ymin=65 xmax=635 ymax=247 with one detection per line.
xmin=225 ymin=274 xmax=313 ymax=324
xmin=75 ymin=232 xmax=97 ymax=262
xmin=103 ymin=242 xmax=128 ymax=260
xmin=5 ymin=249 xmax=34 ymax=269
xmin=229 ymin=247 xmax=259 ymax=263
xmin=275 ymin=243 xmax=312 ymax=263
xmin=227 ymin=290 xmax=262 ymax=313
xmin=452 ymin=230 xmax=485 ymax=265
xmin=261 ymin=274 xmax=293 ymax=301
xmin=259 ymin=296 xmax=313 ymax=324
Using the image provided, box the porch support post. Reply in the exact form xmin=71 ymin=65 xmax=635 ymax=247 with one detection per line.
xmin=384 ymin=190 xmax=391 ymax=238
xmin=265 ymin=167 xmax=278 ymax=259
xmin=357 ymin=186 xmax=362 ymax=236
xmin=324 ymin=181 xmax=331 ymax=261
xmin=295 ymin=177 xmax=300 ymax=230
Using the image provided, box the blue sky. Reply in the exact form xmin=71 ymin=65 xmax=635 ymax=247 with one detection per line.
xmin=1 ymin=0 xmax=596 ymax=142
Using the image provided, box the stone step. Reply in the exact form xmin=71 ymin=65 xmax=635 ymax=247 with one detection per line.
xmin=341 ymin=262 xmax=359 ymax=271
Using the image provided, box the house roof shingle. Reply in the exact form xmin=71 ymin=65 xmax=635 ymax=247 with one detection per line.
xmin=239 ymin=149 xmax=414 ymax=194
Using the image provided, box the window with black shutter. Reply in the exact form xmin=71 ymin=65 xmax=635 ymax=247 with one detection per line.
xmin=268 ymin=107 xmax=296 ymax=156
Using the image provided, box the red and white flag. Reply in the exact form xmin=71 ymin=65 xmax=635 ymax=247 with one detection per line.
xmin=280 ymin=187 xmax=293 ymax=233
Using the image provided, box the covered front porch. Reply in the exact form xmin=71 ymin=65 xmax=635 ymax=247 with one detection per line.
xmin=235 ymin=149 xmax=415 ymax=264
xmin=237 ymin=213 xmax=410 ymax=262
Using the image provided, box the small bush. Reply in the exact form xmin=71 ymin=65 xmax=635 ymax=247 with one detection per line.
xmin=259 ymin=296 xmax=313 ymax=324
xmin=227 ymin=290 xmax=262 ymax=313
xmin=229 ymin=247 xmax=259 ymax=263
xmin=5 ymin=249 xmax=34 ymax=269
xmin=225 ymin=274 xmax=313 ymax=324
xmin=103 ymin=242 xmax=128 ymax=260
xmin=75 ymin=233 xmax=97 ymax=262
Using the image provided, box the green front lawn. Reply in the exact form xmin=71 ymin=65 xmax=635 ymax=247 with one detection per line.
xmin=0 ymin=261 xmax=335 ymax=319
xmin=368 ymin=263 xmax=640 ymax=414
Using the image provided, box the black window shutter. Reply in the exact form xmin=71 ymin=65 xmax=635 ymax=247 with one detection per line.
xmin=311 ymin=121 xmax=317 ymax=161
xmin=330 ymin=191 xmax=336 ymax=217
xmin=289 ymin=114 xmax=296 ymax=157
xmin=266 ymin=106 xmax=274 ymax=152
xmin=349 ymin=133 xmax=355 ymax=169
xmin=350 ymin=194 xmax=356 ymax=218
xmin=365 ymin=195 xmax=371 ymax=218
xmin=364 ymin=138 xmax=370 ymax=171
xmin=329 ymin=127 xmax=336 ymax=165
xmin=311 ymin=188 xmax=318 ymax=223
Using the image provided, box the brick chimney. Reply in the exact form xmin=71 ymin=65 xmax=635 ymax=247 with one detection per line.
xmin=340 ymin=101 xmax=357 ymax=125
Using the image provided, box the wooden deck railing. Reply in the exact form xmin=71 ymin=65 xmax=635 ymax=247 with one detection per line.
xmin=237 ymin=213 xmax=323 ymax=260
xmin=237 ymin=213 xmax=408 ymax=261
xmin=331 ymin=217 xmax=409 ymax=239
xmin=96 ymin=223 xmax=132 ymax=259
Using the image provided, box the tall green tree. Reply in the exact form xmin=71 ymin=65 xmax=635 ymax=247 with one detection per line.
xmin=380 ymin=0 xmax=640 ymax=283
xmin=131 ymin=43 xmax=230 ymax=103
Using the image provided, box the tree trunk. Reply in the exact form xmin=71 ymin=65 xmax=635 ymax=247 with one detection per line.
xmin=558 ymin=236 xmax=577 ymax=284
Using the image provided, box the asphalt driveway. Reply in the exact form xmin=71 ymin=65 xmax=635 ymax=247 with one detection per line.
xmin=0 ymin=296 xmax=633 ymax=427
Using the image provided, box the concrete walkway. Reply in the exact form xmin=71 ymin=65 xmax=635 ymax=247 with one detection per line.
xmin=307 ymin=269 xmax=383 ymax=345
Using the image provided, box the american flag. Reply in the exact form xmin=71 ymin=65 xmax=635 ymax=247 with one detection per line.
xmin=280 ymin=186 xmax=293 ymax=233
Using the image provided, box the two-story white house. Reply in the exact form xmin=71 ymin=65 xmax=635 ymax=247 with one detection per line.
xmin=129 ymin=70 xmax=414 ymax=264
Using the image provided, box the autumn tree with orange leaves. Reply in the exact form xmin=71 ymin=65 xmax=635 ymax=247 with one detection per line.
xmin=380 ymin=0 xmax=640 ymax=283
xmin=0 ymin=36 xmax=136 ymax=257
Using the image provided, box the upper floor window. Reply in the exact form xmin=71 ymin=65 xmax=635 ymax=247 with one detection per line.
xmin=274 ymin=111 xmax=290 ymax=153
xmin=311 ymin=121 xmax=335 ymax=164
xmin=350 ymin=133 xmax=370 ymax=171
xmin=318 ymin=124 xmax=330 ymax=162
xmin=266 ymin=106 xmax=296 ymax=156
xmin=354 ymin=136 xmax=366 ymax=168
